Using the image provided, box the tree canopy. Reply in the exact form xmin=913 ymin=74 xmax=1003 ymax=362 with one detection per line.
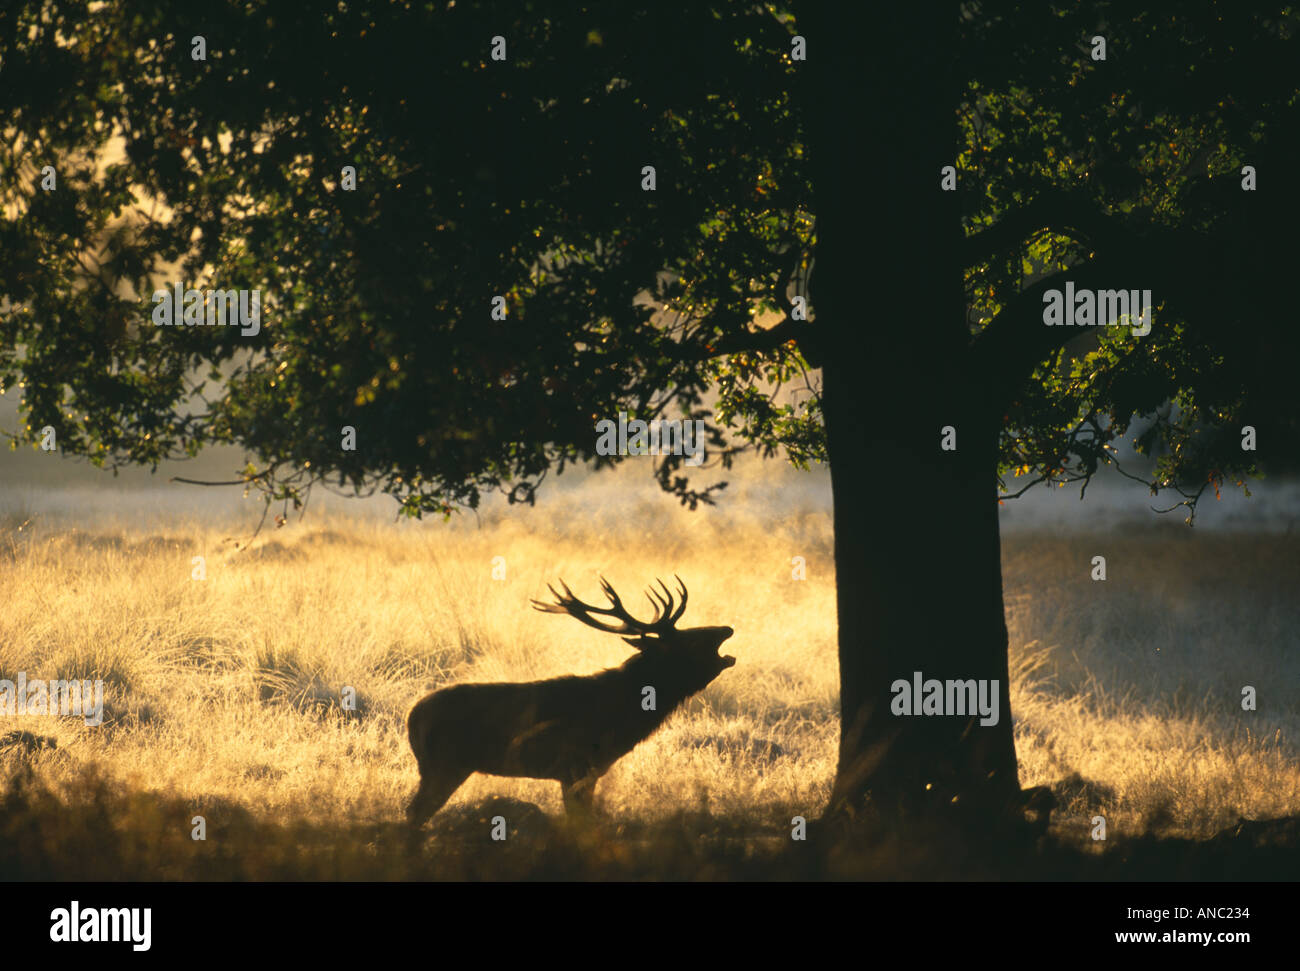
xmin=2 ymin=2 xmax=1296 ymax=523
xmin=961 ymin=3 xmax=1300 ymax=518
xmin=3 ymin=1 xmax=820 ymax=517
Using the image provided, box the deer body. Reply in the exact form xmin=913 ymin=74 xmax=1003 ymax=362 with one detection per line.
xmin=406 ymin=577 xmax=734 ymax=823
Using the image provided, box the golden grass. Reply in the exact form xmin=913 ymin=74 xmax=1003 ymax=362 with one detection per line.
xmin=0 ymin=487 xmax=1296 ymax=872
xmin=1005 ymin=528 xmax=1300 ymax=839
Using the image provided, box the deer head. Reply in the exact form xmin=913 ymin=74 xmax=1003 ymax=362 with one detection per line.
xmin=531 ymin=575 xmax=735 ymax=679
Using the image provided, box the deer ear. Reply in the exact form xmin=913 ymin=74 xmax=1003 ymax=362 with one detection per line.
xmin=622 ymin=636 xmax=659 ymax=652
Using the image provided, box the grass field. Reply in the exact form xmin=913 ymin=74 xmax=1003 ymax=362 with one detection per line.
xmin=1 ymin=471 xmax=1297 ymax=878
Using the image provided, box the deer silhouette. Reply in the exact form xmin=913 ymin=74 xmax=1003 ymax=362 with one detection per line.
xmin=406 ymin=576 xmax=735 ymax=824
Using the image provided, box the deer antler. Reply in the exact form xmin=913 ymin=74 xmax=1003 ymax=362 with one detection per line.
xmin=532 ymin=576 xmax=689 ymax=637
xmin=642 ymin=575 xmax=688 ymax=632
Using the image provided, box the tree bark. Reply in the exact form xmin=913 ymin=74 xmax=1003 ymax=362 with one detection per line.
xmin=803 ymin=5 xmax=1022 ymax=820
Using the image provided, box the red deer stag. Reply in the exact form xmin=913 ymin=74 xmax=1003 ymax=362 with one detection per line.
xmin=406 ymin=576 xmax=735 ymax=824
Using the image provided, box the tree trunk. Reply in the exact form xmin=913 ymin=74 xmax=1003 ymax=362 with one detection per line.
xmin=803 ymin=5 xmax=1023 ymax=820
xmin=820 ymin=363 xmax=1020 ymax=818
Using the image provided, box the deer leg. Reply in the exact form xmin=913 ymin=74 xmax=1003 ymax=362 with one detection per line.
xmin=407 ymin=768 xmax=470 ymax=827
xmin=560 ymin=772 xmax=599 ymax=817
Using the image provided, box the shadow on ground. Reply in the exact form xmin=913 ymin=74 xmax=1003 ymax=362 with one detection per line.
xmin=2 ymin=765 xmax=1298 ymax=880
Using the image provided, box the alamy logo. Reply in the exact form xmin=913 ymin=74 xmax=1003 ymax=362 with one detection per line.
xmin=0 ymin=674 xmax=104 ymax=726
xmin=49 ymin=901 xmax=151 ymax=951
xmin=152 ymin=283 xmax=262 ymax=336
xmin=1042 ymin=282 xmax=1152 ymax=336
xmin=595 ymin=412 xmax=706 ymax=466
xmin=890 ymin=672 xmax=1000 ymax=726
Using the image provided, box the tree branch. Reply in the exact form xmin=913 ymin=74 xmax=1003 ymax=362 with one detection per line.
xmin=961 ymin=189 xmax=1126 ymax=266
xmin=968 ymin=255 xmax=1134 ymax=398
xmin=670 ymin=230 xmax=819 ymax=367
xmin=677 ymin=315 xmax=819 ymax=366
xmin=714 ymin=316 xmax=812 ymax=356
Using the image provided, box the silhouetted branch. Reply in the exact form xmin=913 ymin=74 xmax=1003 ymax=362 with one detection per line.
xmin=171 ymin=475 xmax=262 ymax=486
xmin=679 ymin=315 xmax=819 ymax=365
xmin=962 ymin=189 xmax=1141 ymax=267
xmin=969 ymin=256 xmax=1132 ymax=401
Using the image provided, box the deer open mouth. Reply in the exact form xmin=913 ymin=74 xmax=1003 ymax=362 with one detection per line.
xmin=720 ymin=654 xmax=737 ymax=668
